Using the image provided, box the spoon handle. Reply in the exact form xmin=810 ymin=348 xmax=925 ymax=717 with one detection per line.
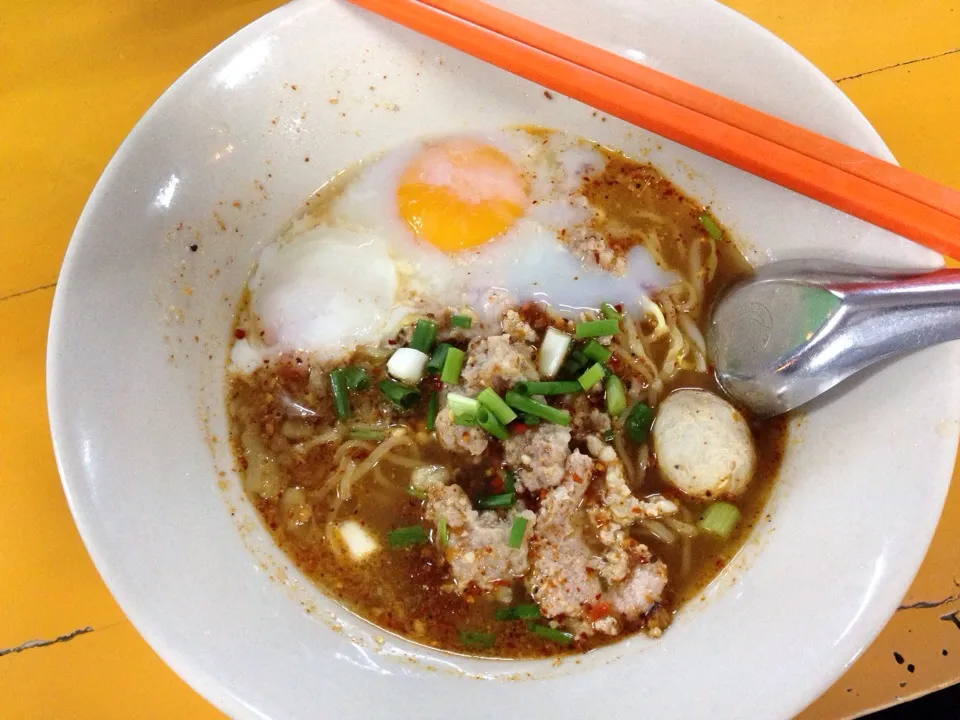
xmin=826 ymin=268 xmax=960 ymax=370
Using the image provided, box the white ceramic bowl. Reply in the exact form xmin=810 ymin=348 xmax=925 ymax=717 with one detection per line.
xmin=48 ymin=1 xmax=960 ymax=718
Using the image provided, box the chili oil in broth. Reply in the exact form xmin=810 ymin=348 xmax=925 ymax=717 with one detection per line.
xmin=227 ymin=137 xmax=788 ymax=659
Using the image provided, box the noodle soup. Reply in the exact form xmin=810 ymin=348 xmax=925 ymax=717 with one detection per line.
xmin=227 ymin=128 xmax=787 ymax=657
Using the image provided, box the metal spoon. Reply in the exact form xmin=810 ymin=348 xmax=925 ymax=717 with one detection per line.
xmin=706 ymin=260 xmax=960 ymax=417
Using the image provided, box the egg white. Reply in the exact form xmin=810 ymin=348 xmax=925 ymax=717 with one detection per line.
xmin=242 ymin=130 xmax=675 ymax=363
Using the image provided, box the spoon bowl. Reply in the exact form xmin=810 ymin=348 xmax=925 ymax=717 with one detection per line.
xmin=707 ymin=260 xmax=960 ymax=416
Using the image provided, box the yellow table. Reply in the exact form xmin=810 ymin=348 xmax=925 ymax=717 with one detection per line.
xmin=1 ymin=1 xmax=957 ymax=716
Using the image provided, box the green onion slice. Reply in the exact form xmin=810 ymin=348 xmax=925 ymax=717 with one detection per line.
xmin=378 ymin=379 xmax=420 ymax=408
xmin=503 ymin=469 xmax=517 ymax=493
xmin=574 ymin=318 xmax=620 ymax=338
xmin=698 ymin=502 xmax=741 ymax=539
xmin=347 ymin=426 xmax=385 ymax=441
xmin=441 ymin=347 xmax=465 ymax=384
xmin=459 ymin=630 xmax=496 ymax=648
xmin=530 ymin=624 xmax=574 ymax=645
xmin=342 ymin=366 xmax=371 ymax=390
xmin=600 ymin=302 xmax=622 ymax=321
xmin=494 ymin=604 xmax=541 ymax=621
xmin=388 ymin=525 xmax=428 ymax=547
xmin=329 ymin=369 xmax=350 ymax=420
xmin=426 ymin=343 xmax=452 ymax=372
xmin=513 ymin=380 xmax=582 ymax=396
xmin=624 ymin=402 xmax=655 ymax=443
xmin=437 ymin=517 xmax=448 ymax=547
xmin=508 ymin=516 xmax=528 ymax=548
xmin=425 ymin=391 xmax=439 ymax=431
xmin=475 ymin=492 xmax=516 ymax=509
xmin=476 ymin=407 xmax=509 ymax=440
xmin=577 ymin=362 xmax=605 ymax=390
xmin=450 ymin=314 xmax=473 ymax=328
xmin=698 ymin=212 xmax=723 ymax=240
xmin=604 ymin=375 xmax=627 ymax=416
xmin=410 ymin=319 xmax=438 ymax=353
xmin=602 ymin=428 xmax=615 ymax=442
xmin=522 ymin=413 xmax=540 ymax=426
xmin=582 ymin=339 xmax=612 ymax=364
xmin=447 ymin=393 xmax=480 ymax=426
xmin=477 ymin=387 xmax=518 ymax=424
xmin=504 ymin=391 xmax=571 ymax=426
xmin=407 ymin=485 xmax=427 ymax=500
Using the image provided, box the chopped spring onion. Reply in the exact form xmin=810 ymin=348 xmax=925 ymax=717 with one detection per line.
xmin=698 ymin=502 xmax=741 ymax=539
xmin=624 ymin=402 xmax=655 ymax=442
xmin=537 ymin=327 xmax=572 ymax=378
xmin=407 ymin=485 xmax=427 ymax=500
xmin=410 ymin=319 xmax=438 ymax=353
xmin=577 ymin=362 xmax=606 ymax=390
xmin=604 ymin=375 xmax=627 ymax=416
xmin=459 ymin=630 xmax=496 ymax=648
xmin=450 ymin=313 xmax=473 ymax=329
xmin=476 ymin=407 xmax=509 ymax=440
xmin=477 ymin=387 xmax=518 ymax=424
xmin=559 ymin=348 xmax=589 ymax=378
xmin=504 ymin=391 xmax=571 ymax=426
xmin=495 ymin=603 xmax=540 ymax=621
xmin=426 ymin=343 xmax=452 ymax=372
xmin=441 ymin=347 xmax=465 ymax=384
xmin=508 ymin=516 xmax=528 ymax=548
xmin=582 ymin=339 xmax=612 ymax=364
xmin=329 ymin=369 xmax=350 ymax=420
xmin=447 ymin=393 xmax=480 ymax=425
xmin=386 ymin=347 xmax=430 ymax=384
xmin=475 ymin=492 xmax=516 ymax=509
xmin=388 ymin=525 xmax=428 ymax=547
xmin=574 ymin=318 xmax=620 ymax=338
xmin=513 ymin=380 xmax=582 ymax=396
xmin=425 ymin=391 xmax=439 ymax=431
xmin=602 ymin=428 xmax=615 ymax=442
xmin=348 ymin=426 xmax=386 ymax=441
xmin=522 ymin=413 xmax=541 ymax=426
xmin=530 ymin=623 xmax=574 ymax=645
xmin=600 ymin=302 xmax=622 ymax=321
xmin=342 ymin=366 xmax=371 ymax=390
xmin=437 ymin=517 xmax=448 ymax=547
xmin=378 ymin=379 xmax=421 ymax=409
xmin=699 ymin=212 xmax=723 ymax=240
xmin=503 ymin=469 xmax=517 ymax=493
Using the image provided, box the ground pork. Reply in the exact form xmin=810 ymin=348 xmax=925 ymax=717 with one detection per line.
xmin=562 ymin=225 xmax=627 ymax=275
xmin=569 ymin=395 xmax=612 ymax=437
xmin=526 ymin=451 xmax=602 ymax=620
xmin=528 ymin=448 xmax=669 ymax=637
xmin=500 ymin=309 xmax=538 ymax=343
xmin=460 ymin=334 xmax=539 ymax=393
xmin=423 ymin=483 xmax=535 ymax=593
xmin=586 ymin=435 xmax=678 ymax=524
xmin=502 ymin=423 xmax=572 ymax=493
xmin=435 ymin=401 xmax=488 ymax=455
xmin=607 ymin=559 xmax=669 ymax=620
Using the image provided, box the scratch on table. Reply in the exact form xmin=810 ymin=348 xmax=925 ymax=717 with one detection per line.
xmin=835 ymin=46 xmax=960 ymax=83
xmin=942 ymin=611 xmax=960 ymax=630
xmin=898 ymin=593 xmax=960 ymax=611
xmin=0 ymin=626 xmax=94 ymax=658
xmin=0 ymin=281 xmax=57 ymax=304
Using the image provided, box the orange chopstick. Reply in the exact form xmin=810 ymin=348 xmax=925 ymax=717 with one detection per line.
xmin=346 ymin=0 xmax=960 ymax=261
xmin=419 ymin=0 xmax=960 ymax=221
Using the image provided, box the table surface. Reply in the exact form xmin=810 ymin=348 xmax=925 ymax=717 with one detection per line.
xmin=2 ymin=0 xmax=958 ymax=717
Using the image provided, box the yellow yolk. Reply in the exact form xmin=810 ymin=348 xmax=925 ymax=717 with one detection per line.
xmin=396 ymin=138 xmax=528 ymax=251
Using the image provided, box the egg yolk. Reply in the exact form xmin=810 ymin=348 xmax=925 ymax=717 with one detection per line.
xmin=396 ymin=138 xmax=528 ymax=251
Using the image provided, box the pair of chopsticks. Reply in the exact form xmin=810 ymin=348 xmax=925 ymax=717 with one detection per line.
xmin=346 ymin=0 xmax=960 ymax=261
